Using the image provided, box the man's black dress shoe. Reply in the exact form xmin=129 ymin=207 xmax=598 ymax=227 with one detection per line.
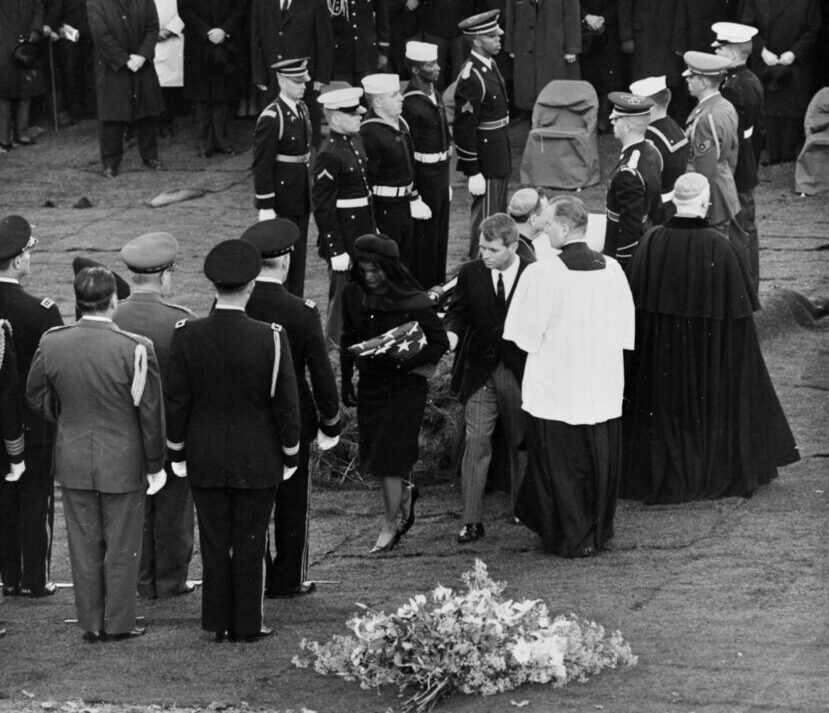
xmin=241 ymin=626 xmax=273 ymax=642
xmin=102 ymin=626 xmax=146 ymax=642
xmin=398 ymin=484 xmax=419 ymax=537
xmin=457 ymin=523 xmax=485 ymax=544
xmin=214 ymin=630 xmax=232 ymax=642
xmin=143 ymin=158 xmax=163 ymax=170
xmin=82 ymin=630 xmax=101 ymax=643
xmin=266 ymin=581 xmax=316 ymax=598
xmin=2 ymin=585 xmax=19 ymax=596
xmin=20 ymin=582 xmax=58 ymax=597
xmin=102 ymin=166 xmax=118 ymax=178
xmin=177 ymin=582 xmax=196 ymax=595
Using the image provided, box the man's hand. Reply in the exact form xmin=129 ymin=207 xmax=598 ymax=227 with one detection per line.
xmin=158 ymin=28 xmax=175 ymax=40
xmin=207 ymin=27 xmax=227 ymax=44
xmin=330 ymin=252 xmax=351 ymax=272
xmin=282 ymin=465 xmax=297 ymax=481
xmin=584 ymin=14 xmax=604 ymax=31
xmin=564 ymin=54 xmax=576 ymax=64
xmin=779 ymin=51 xmax=795 ymax=66
xmin=410 ymin=197 xmax=432 ymax=220
xmin=761 ymin=47 xmax=779 ymax=66
xmin=4 ymin=461 xmax=25 ymax=483
xmin=405 ymin=0 xmax=418 ymax=9
xmin=316 ymin=429 xmax=339 ymax=450
xmin=171 ymin=461 xmax=187 ymax=478
xmin=468 ymin=173 xmax=486 ymax=196
xmin=313 ymin=81 xmax=324 ymax=92
xmin=377 ymin=53 xmax=389 ymax=70
xmin=259 ymin=208 xmax=277 ymax=222
xmin=127 ymin=54 xmax=146 ymax=72
xmin=621 ymin=39 xmax=634 ymax=54
xmin=146 ymin=469 xmax=167 ymax=495
xmin=447 ymin=331 xmax=459 ymax=352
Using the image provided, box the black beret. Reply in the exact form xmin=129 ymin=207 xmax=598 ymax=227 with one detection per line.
xmin=240 ymin=219 xmax=299 ymax=258
xmin=0 ymin=215 xmax=32 ymax=260
xmin=354 ymin=233 xmax=399 ymax=259
xmin=204 ymin=239 xmax=261 ymax=287
xmin=72 ymin=256 xmax=131 ymax=300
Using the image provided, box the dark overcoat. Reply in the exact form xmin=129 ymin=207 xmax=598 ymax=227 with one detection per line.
xmin=0 ymin=0 xmax=45 ymax=99
xmin=330 ymin=0 xmax=389 ymax=78
xmin=505 ymin=0 xmax=581 ymax=111
xmin=742 ymin=0 xmax=821 ymax=118
xmin=87 ymin=0 xmax=163 ymax=121
xmin=179 ymin=0 xmax=245 ymax=101
xmin=618 ymin=0 xmax=683 ymax=85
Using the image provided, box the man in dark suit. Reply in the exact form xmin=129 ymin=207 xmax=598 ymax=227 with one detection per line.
xmin=166 ymin=239 xmax=301 ymax=642
xmin=445 ymin=213 xmax=530 ymax=543
xmin=113 ymin=232 xmax=196 ymax=601
xmin=0 ymin=215 xmax=63 ymax=599
xmin=253 ymin=58 xmax=314 ymax=297
xmin=241 ymin=219 xmax=340 ymax=598
xmin=27 ymin=266 xmax=166 ymax=642
xmin=250 ymin=0 xmax=331 ymax=146
xmin=329 ymin=0 xmax=390 ymax=85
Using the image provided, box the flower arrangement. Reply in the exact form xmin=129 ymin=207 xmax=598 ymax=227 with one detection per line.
xmin=292 ymin=560 xmax=637 ymax=712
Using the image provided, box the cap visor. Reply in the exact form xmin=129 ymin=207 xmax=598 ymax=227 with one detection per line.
xmin=682 ymin=68 xmax=693 ymax=77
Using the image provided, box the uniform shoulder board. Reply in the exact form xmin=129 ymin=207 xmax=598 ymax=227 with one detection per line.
xmin=165 ymin=301 xmax=196 ymax=317
xmin=40 ymin=298 xmax=55 ymax=309
xmin=175 ymin=319 xmax=188 ymax=329
xmin=271 ymin=322 xmax=282 ymax=332
xmin=304 ymin=299 xmax=317 ymax=309
xmin=460 ymin=61 xmax=472 ymax=80
xmin=627 ymin=150 xmax=640 ymax=169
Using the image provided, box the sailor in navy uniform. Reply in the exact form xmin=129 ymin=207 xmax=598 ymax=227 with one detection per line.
xmin=603 ymin=92 xmax=663 ymax=267
xmin=454 ymin=10 xmax=511 ymax=259
xmin=240 ymin=220 xmax=340 ymax=599
xmin=113 ymin=232 xmax=197 ymax=600
xmin=166 ymin=239 xmax=301 ymax=642
xmin=361 ymin=73 xmax=432 ymax=274
xmin=312 ymin=87 xmax=376 ymax=344
xmin=253 ymin=58 xmax=314 ymax=298
xmin=629 ymin=76 xmax=690 ymax=221
xmin=0 ymin=216 xmax=63 ymax=599
xmin=713 ymin=22 xmax=764 ymax=294
xmin=403 ymin=40 xmax=453 ymax=288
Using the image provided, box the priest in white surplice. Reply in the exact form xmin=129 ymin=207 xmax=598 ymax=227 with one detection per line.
xmin=503 ymin=195 xmax=634 ymax=558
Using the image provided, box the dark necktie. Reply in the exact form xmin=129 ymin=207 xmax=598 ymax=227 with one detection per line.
xmin=496 ymin=272 xmax=506 ymax=308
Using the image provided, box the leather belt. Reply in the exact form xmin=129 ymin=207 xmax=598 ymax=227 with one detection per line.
xmin=414 ymin=150 xmax=449 ymax=164
xmin=336 ymin=197 xmax=370 ymax=208
xmin=478 ymin=117 xmax=509 ymax=130
xmin=275 ymin=153 xmax=311 ymax=163
xmin=372 ymin=183 xmax=414 ymax=198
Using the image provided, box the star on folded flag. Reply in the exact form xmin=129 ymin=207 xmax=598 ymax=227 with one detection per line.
xmin=346 ymin=320 xmax=426 ymax=361
xmin=396 ymin=339 xmax=412 ymax=353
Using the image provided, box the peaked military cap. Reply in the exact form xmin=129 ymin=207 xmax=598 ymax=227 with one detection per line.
xmin=682 ymin=51 xmax=731 ymax=77
xmin=0 ymin=215 xmax=35 ymax=259
xmin=608 ymin=92 xmax=654 ymax=118
xmin=629 ymin=76 xmax=667 ymax=97
xmin=318 ymin=87 xmax=366 ymax=114
xmin=458 ymin=9 xmax=504 ymax=36
xmin=711 ymin=22 xmax=757 ymax=47
xmin=240 ymin=219 xmax=299 ymax=258
xmin=204 ymin=239 xmax=261 ymax=287
xmin=120 ymin=232 xmax=179 ymax=273
xmin=272 ymin=57 xmax=311 ymax=82
xmin=354 ymin=233 xmax=399 ymax=259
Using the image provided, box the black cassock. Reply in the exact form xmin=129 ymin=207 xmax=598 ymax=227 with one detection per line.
xmin=621 ymin=217 xmax=799 ymax=504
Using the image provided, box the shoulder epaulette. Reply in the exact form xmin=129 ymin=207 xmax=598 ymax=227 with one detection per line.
xmin=175 ymin=319 xmax=188 ymax=329
xmin=40 ymin=298 xmax=55 ymax=309
xmin=460 ymin=61 xmax=472 ymax=80
xmin=43 ymin=324 xmax=71 ymax=337
xmin=164 ymin=300 xmax=196 ymax=317
xmin=304 ymin=299 xmax=316 ymax=309
xmin=627 ymin=149 xmax=640 ymax=169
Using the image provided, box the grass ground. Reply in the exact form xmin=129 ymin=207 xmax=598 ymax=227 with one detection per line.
xmin=0 ymin=115 xmax=827 ymax=713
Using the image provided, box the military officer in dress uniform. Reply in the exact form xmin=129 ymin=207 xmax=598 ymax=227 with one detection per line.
xmin=629 ymin=75 xmax=691 ymax=220
xmin=240 ymin=220 xmax=340 ymax=598
xmin=312 ymin=87 xmax=375 ymax=345
xmin=603 ymin=93 xmax=663 ymax=267
xmin=27 ymin=266 xmax=166 ymax=642
xmin=403 ymin=41 xmax=453 ymax=289
xmin=713 ymin=22 xmax=764 ymax=294
xmin=113 ymin=232 xmax=196 ymax=601
xmin=454 ymin=10 xmax=511 ymax=259
xmin=0 ymin=216 xmax=63 ymax=599
xmin=361 ymin=73 xmax=432 ymax=274
xmin=166 ymin=239 xmax=301 ymax=642
xmin=329 ymin=0 xmax=389 ymax=86
xmin=253 ymin=58 xmax=314 ymax=298
xmin=683 ymin=51 xmax=741 ymax=240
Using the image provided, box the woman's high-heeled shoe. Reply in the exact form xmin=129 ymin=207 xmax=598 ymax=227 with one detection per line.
xmin=398 ymin=484 xmax=419 ymax=537
xmin=368 ymin=530 xmax=401 ymax=555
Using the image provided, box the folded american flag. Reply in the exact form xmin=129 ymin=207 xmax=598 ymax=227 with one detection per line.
xmin=347 ymin=320 xmax=427 ymax=361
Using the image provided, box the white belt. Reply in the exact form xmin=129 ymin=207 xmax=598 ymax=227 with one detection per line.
xmin=743 ymin=127 xmax=754 ymax=140
xmin=607 ymin=209 xmax=647 ymax=223
xmin=336 ymin=197 xmax=370 ymax=208
xmin=414 ymin=150 xmax=449 ymax=164
xmin=661 ymin=191 xmax=674 ymax=203
xmin=478 ymin=117 xmax=509 ymax=130
xmin=372 ymin=183 xmax=413 ymax=198
xmin=276 ymin=153 xmax=310 ymax=163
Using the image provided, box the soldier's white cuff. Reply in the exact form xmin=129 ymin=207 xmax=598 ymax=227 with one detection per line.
xmin=282 ymin=442 xmax=300 ymax=457
xmin=316 ymin=430 xmax=339 ymax=451
xmin=5 ymin=460 xmax=25 ymax=482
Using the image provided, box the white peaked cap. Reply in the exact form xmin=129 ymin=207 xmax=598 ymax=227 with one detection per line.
xmin=711 ymin=22 xmax=758 ymax=46
xmin=629 ymin=76 xmax=667 ymax=97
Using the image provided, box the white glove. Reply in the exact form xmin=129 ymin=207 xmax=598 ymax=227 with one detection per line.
xmin=316 ymin=429 xmax=339 ymax=451
xmin=448 ymin=185 xmax=453 ymax=201
xmin=330 ymin=252 xmax=351 ymax=272
xmin=447 ymin=331 xmax=459 ymax=352
xmin=171 ymin=461 xmax=187 ymax=478
xmin=468 ymin=173 xmax=486 ymax=196
xmin=258 ymin=209 xmax=277 ymax=222
xmin=410 ymin=197 xmax=432 ymax=220
xmin=283 ymin=465 xmax=298 ymax=481
xmin=779 ymin=51 xmax=795 ymax=66
xmin=5 ymin=460 xmax=25 ymax=483
xmin=146 ymin=469 xmax=167 ymax=495
xmin=761 ymin=47 xmax=779 ymax=66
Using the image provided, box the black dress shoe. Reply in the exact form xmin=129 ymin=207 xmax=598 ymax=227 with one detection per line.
xmin=241 ymin=626 xmax=273 ymax=642
xmin=102 ymin=166 xmax=118 ymax=178
xmin=214 ymin=630 xmax=231 ymax=642
xmin=2 ymin=585 xmax=19 ymax=596
xmin=177 ymin=582 xmax=196 ymax=595
xmin=397 ymin=484 xmax=419 ymax=537
xmin=20 ymin=582 xmax=58 ymax=597
xmin=457 ymin=523 xmax=485 ymax=544
xmin=267 ymin=581 xmax=316 ymax=598
xmin=82 ymin=630 xmax=101 ymax=643
xmin=143 ymin=158 xmax=163 ymax=170
xmin=102 ymin=626 xmax=146 ymax=642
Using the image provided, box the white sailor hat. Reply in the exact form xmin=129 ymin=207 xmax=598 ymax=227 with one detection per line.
xmin=271 ymin=57 xmax=310 ymax=82
xmin=458 ymin=9 xmax=504 ymax=36
xmin=629 ymin=75 xmax=667 ymax=97
xmin=711 ymin=22 xmax=758 ymax=47
xmin=406 ymin=41 xmax=438 ymax=63
xmin=361 ymin=73 xmax=400 ymax=95
xmin=317 ymin=87 xmax=366 ymax=113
